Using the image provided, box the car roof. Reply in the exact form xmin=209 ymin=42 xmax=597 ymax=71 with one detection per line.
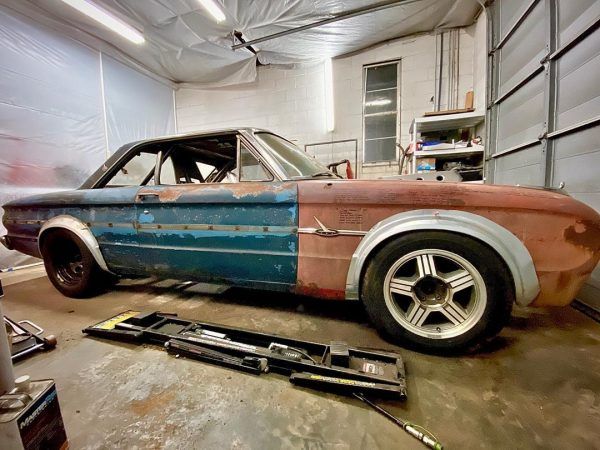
xmin=79 ymin=128 xmax=273 ymax=189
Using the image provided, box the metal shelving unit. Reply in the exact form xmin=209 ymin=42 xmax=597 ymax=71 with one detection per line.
xmin=409 ymin=111 xmax=485 ymax=180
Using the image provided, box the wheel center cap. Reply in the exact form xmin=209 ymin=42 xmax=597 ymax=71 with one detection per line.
xmin=414 ymin=276 xmax=448 ymax=306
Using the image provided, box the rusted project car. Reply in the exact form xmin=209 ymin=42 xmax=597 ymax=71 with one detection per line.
xmin=2 ymin=128 xmax=599 ymax=351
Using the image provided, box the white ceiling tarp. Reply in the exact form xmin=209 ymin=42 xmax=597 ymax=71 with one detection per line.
xmin=4 ymin=0 xmax=481 ymax=87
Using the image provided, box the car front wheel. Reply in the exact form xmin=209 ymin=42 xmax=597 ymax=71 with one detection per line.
xmin=361 ymin=231 xmax=514 ymax=353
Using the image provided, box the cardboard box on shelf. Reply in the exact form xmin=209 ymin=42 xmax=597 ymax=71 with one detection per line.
xmin=416 ymin=157 xmax=436 ymax=172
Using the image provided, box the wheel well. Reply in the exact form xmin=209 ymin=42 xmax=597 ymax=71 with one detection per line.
xmin=357 ymin=230 xmax=516 ymax=302
xmin=38 ymin=227 xmax=66 ymax=250
xmin=38 ymin=217 xmax=112 ymax=274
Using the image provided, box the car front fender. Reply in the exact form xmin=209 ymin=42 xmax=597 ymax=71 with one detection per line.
xmin=345 ymin=209 xmax=540 ymax=306
xmin=39 ymin=215 xmax=112 ymax=274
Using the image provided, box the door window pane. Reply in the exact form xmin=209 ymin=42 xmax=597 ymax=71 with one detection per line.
xmin=106 ymin=151 xmax=156 ymax=186
xmin=240 ymin=146 xmax=271 ymax=181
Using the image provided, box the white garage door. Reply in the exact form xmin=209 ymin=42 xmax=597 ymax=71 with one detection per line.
xmin=486 ymin=0 xmax=600 ymax=310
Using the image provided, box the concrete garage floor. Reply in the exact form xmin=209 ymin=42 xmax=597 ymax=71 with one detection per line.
xmin=2 ymin=271 xmax=599 ymax=449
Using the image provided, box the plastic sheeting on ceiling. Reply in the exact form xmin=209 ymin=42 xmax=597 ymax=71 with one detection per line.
xmin=12 ymin=0 xmax=481 ymax=87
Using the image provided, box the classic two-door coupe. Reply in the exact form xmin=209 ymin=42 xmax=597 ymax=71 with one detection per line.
xmin=2 ymin=128 xmax=599 ymax=351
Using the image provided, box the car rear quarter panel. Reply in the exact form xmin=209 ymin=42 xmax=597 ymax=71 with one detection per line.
xmin=297 ymin=180 xmax=600 ymax=306
xmin=2 ymin=187 xmax=142 ymax=262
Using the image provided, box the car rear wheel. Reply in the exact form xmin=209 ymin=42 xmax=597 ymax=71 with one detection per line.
xmin=361 ymin=231 xmax=514 ymax=352
xmin=40 ymin=229 xmax=111 ymax=298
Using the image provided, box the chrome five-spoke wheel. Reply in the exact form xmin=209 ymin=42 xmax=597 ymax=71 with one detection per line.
xmin=383 ymin=249 xmax=487 ymax=339
xmin=361 ymin=231 xmax=513 ymax=352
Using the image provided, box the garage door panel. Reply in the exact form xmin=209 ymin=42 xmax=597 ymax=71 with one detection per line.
xmin=496 ymin=144 xmax=542 ymax=170
xmin=557 ymin=0 xmax=600 ymax=46
xmin=499 ymin=0 xmax=532 ymax=39
xmin=553 ymin=130 xmax=600 ymax=201
xmin=556 ymin=31 xmax=600 ymax=130
xmin=553 ymin=124 xmax=600 ymax=161
xmin=494 ymin=144 xmax=543 ymax=186
xmin=495 ymin=162 xmax=543 ymax=186
xmin=498 ymin=1 xmax=546 ymax=97
xmin=496 ymin=72 xmax=545 ymax=152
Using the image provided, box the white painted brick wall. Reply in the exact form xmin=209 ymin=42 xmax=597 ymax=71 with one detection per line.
xmin=176 ymin=25 xmax=484 ymax=179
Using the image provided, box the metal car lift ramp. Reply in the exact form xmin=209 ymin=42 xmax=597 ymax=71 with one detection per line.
xmin=83 ymin=311 xmax=407 ymax=399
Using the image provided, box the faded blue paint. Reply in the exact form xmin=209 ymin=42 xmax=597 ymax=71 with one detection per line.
xmin=138 ymin=212 xmax=155 ymax=223
xmin=4 ymin=187 xmax=143 ymax=270
xmin=136 ymin=183 xmax=298 ymax=287
xmin=3 ymin=183 xmax=299 ymax=289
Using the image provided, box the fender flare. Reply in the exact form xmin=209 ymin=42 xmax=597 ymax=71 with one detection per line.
xmin=345 ymin=209 xmax=540 ymax=306
xmin=38 ymin=215 xmax=112 ymax=273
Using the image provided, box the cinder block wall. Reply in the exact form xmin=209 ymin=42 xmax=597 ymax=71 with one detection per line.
xmin=176 ymin=16 xmax=485 ymax=179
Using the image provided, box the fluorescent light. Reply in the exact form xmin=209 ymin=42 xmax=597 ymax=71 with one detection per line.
xmin=60 ymin=0 xmax=145 ymax=44
xmin=198 ymin=0 xmax=226 ymax=22
xmin=365 ymin=99 xmax=392 ymax=107
xmin=324 ymin=58 xmax=335 ymax=132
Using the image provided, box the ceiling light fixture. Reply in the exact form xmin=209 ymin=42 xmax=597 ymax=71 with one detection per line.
xmin=198 ymin=0 xmax=226 ymax=23
xmin=60 ymin=0 xmax=145 ymax=44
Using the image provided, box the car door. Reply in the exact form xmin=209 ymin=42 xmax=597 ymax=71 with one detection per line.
xmin=134 ymin=136 xmax=298 ymax=290
xmin=77 ymin=186 xmax=145 ymax=275
xmin=81 ymin=147 xmax=170 ymax=276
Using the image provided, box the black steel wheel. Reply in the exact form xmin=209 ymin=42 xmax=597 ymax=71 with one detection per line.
xmin=40 ymin=229 xmax=109 ymax=298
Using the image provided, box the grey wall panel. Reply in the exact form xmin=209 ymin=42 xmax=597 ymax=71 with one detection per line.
xmin=498 ymin=1 xmax=546 ymax=96
xmin=496 ymin=72 xmax=545 ymax=152
xmin=494 ymin=144 xmax=543 ymax=185
xmin=556 ymin=30 xmax=600 ymax=130
xmin=557 ymin=0 xmax=600 ymax=46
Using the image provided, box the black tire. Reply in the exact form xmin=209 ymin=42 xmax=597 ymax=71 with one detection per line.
xmin=40 ymin=229 xmax=110 ymax=298
xmin=361 ymin=231 xmax=514 ymax=353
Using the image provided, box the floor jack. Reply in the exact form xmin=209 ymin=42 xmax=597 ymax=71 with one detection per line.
xmin=5 ymin=317 xmax=57 ymax=362
xmin=84 ymin=310 xmax=443 ymax=449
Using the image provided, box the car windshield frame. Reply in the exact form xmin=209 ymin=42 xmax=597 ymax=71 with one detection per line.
xmin=253 ymin=132 xmax=334 ymax=180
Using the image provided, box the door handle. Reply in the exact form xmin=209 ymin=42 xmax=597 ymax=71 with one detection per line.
xmin=137 ymin=193 xmax=159 ymax=200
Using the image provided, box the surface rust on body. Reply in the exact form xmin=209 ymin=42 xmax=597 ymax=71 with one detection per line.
xmin=139 ymin=186 xmax=185 ymax=202
xmin=138 ymin=182 xmax=295 ymax=203
xmin=296 ymin=180 xmax=600 ymax=306
xmin=295 ymin=281 xmax=345 ymax=300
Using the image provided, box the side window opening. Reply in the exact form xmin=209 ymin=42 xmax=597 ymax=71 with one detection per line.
xmin=105 ymin=151 xmax=157 ymax=187
xmin=239 ymin=145 xmax=272 ymax=182
xmin=157 ymin=155 xmax=177 ymax=185
xmin=101 ymin=133 xmax=274 ymax=187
